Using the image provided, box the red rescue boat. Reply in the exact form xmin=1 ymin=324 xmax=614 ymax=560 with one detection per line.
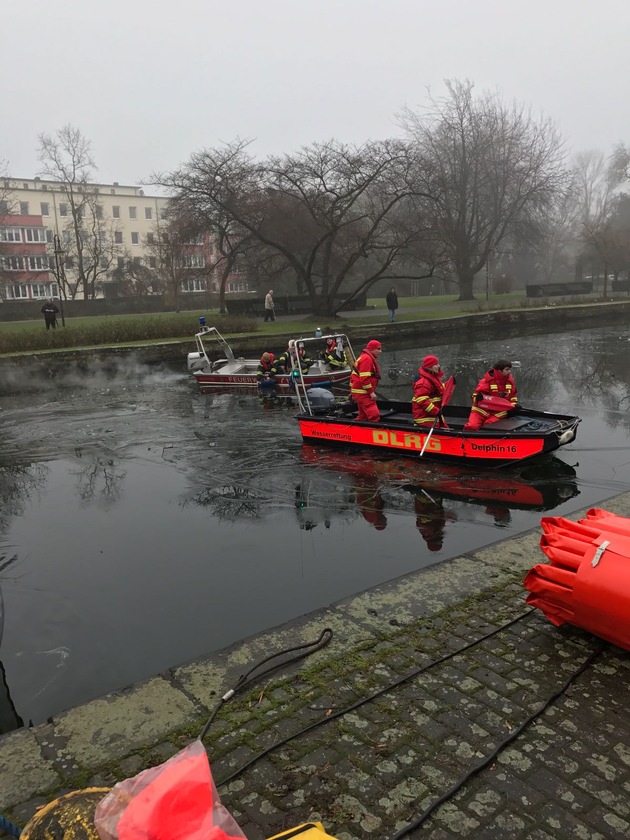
xmin=295 ymin=396 xmax=580 ymax=468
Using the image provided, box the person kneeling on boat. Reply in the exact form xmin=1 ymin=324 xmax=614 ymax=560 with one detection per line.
xmin=463 ymin=359 xmax=518 ymax=430
xmin=350 ymin=339 xmax=382 ymax=421
xmin=257 ymin=352 xmax=276 ymax=382
xmin=273 ymin=342 xmax=312 ymax=376
xmin=412 ymin=355 xmax=449 ymax=429
xmin=323 ymin=337 xmax=347 ymax=369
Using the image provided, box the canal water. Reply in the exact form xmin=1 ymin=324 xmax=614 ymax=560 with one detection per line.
xmin=1 ymin=324 xmax=630 ymax=730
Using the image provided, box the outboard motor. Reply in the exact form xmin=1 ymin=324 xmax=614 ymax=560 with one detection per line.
xmin=307 ymin=387 xmax=336 ymax=414
xmin=187 ymin=352 xmax=206 ymax=372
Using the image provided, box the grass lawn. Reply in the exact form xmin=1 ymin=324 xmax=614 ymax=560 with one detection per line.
xmin=0 ymin=291 xmax=622 ymax=354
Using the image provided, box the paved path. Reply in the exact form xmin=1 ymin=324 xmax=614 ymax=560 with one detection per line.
xmin=1 ymin=497 xmax=630 ymax=839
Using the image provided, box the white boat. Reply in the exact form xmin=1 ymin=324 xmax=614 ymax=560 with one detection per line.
xmin=187 ymin=325 xmax=354 ymax=393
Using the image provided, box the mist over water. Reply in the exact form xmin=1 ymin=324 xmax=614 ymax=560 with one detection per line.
xmin=2 ymin=324 xmax=630 ymax=728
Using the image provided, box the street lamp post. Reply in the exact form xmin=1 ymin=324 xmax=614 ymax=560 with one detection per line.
xmin=52 ymin=234 xmax=66 ymax=327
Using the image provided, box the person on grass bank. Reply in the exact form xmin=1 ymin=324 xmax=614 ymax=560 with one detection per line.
xmin=349 ymin=340 xmax=382 ymax=421
xmin=386 ymin=287 xmax=398 ymax=322
xmin=41 ymin=299 xmax=59 ymax=330
xmin=411 ymin=355 xmax=449 ymax=428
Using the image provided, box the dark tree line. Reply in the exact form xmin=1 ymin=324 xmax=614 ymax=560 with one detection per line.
xmin=157 ymin=80 xmax=568 ymax=313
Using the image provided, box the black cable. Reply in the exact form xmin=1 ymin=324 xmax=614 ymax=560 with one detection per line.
xmin=198 ymin=627 xmax=333 ymax=743
xmin=216 ymin=609 xmax=535 ymax=787
xmin=387 ymin=641 xmax=606 ymax=839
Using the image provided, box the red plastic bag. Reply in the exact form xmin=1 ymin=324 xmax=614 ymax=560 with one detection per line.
xmin=94 ymin=740 xmax=247 ymax=840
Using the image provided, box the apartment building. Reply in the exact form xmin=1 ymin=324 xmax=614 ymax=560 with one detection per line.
xmin=0 ymin=176 xmax=252 ymax=301
xmin=0 ymin=213 xmax=56 ymax=300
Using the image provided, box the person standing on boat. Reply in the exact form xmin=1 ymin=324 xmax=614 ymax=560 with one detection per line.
xmin=463 ymin=359 xmax=518 ymax=430
xmin=41 ymin=299 xmax=59 ymax=330
xmin=350 ymin=339 xmax=382 ymax=421
xmin=256 ymin=352 xmax=276 ymax=382
xmin=386 ymin=287 xmax=398 ymax=322
xmin=323 ymin=336 xmax=347 ymax=369
xmin=264 ymin=289 xmax=275 ymax=322
xmin=412 ymin=355 xmax=449 ymax=428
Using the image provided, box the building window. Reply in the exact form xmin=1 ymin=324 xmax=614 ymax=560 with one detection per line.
xmin=0 ymin=227 xmax=22 ymax=242
xmin=41 ymin=202 xmax=50 ymax=216
xmin=95 ymin=205 xmax=103 ymax=219
xmin=181 ymin=278 xmax=205 ymax=292
xmin=146 ymin=232 xmax=155 ymax=244
xmin=1 ymin=256 xmax=25 ymax=271
xmin=183 ymin=254 xmax=205 ymax=268
xmin=159 ymin=208 xmax=168 ymax=220
xmin=112 ymin=205 xmax=120 ymax=218
xmin=117 ymin=256 xmax=125 ymax=269
xmin=114 ymin=231 xmax=123 ymax=244
xmin=6 ymin=283 xmax=29 ymax=299
xmin=0 ymin=200 xmax=9 ymax=214
xmin=133 ymin=256 xmax=142 ymax=266
xmin=28 ymin=256 xmax=50 ymax=270
xmin=100 ymin=257 xmax=109 ymax=268
xmin=145 ymin=207 xmax=152 ymax=220
xmin=59 ymin=203 xmax=68 ymax=216
xmin=20 ymin=201 xmax=29 ymax=215
xmin=129 ymin=206 xmax=137 ymax=219
xmin=25 ymin=228 xmax=48 ymax=243
xmin=32 ymin=283 xmax=53 ymax=298
xmin=131 ymin=232 xmax=139 ymax=245
xmin=148 ymin=257 xmax=157 ymax=268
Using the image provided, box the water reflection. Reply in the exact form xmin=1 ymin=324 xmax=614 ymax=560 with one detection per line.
xmin=2 ymin=324 xmax=630 ymax=729
xmin=298 ymin=447 xmax=579 ymax=549
xmin=0 ymin=556 xmax=24 ymax=734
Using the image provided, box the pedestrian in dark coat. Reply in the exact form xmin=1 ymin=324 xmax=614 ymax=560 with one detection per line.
xmin=386 ymin=287 xmax=398 ymax=322
xmin=41 ymin=299 xmax=59 ymax=330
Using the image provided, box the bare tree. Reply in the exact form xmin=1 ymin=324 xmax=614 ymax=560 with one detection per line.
xmin=0 ymin=161 xmax=15 ymax=302
xmin=38 ymin=125 xmax=120 ymax=299
xmin=573 ymin=149 xmax=629 ymax=293
xmin=400 ymin=80 xmax=568 ymax=300
xmin=159 ymin=138 xmax=441 ymax=317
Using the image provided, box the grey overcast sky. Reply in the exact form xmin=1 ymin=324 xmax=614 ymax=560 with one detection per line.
xmin=4 ymin=0 xmax=629 ymax=186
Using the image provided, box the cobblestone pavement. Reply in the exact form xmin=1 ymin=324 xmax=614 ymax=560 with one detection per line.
xmin=1 ymin=504 xmax=630 ymax=839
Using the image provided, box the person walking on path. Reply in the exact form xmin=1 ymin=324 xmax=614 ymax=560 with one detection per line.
xmin=41 ymin=299 xmax=59 ymax=330
xmin=349 ymin=339 xmax=382 ymax=421
xmin=264 ymin=289 xmax=275 ymax=322
xmin=386 ymin=287 xmax=399 ymax=322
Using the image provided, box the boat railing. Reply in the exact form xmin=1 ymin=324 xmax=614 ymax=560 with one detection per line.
xmin=290 ymin=333 xmax=354 ymax=414
xmin=195 ymin=327 xmax=236 ymax=365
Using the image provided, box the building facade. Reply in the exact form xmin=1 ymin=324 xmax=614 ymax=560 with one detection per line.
xmin=0 ymin=177 xmax=241 ymax=301
xmin=0 ymin=213 xmax=56 ymax=300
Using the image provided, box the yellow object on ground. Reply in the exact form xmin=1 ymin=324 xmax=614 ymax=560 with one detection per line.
xmin=266 ymin=822 xmax=339 ymax=839
xmin=19 ymin=788 xmax=110 ymax=839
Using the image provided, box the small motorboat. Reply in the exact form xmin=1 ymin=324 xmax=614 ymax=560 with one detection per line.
xmin=187 ymin=324 xmax=353 ymax=393
xmin=293 ymin=390 xmax=581 ymax=468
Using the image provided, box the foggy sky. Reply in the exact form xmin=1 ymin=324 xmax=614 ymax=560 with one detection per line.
xmin=4 ymin=0 xmax=629 ymax=187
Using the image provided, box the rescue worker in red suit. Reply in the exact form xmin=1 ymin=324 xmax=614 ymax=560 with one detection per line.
xmin=464 ymin=359 xmax=518 ymax=430
xmin=349 ymin=339 xmax=382 ymax=421
xmin=411 ymin=355 xmax=449 ymax=428
xmin=256 ymin=352 xmax=275 ymax=382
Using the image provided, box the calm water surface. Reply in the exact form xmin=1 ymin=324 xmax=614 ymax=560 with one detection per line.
xmin=2 ymin=324 xmax=630 ymax=728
